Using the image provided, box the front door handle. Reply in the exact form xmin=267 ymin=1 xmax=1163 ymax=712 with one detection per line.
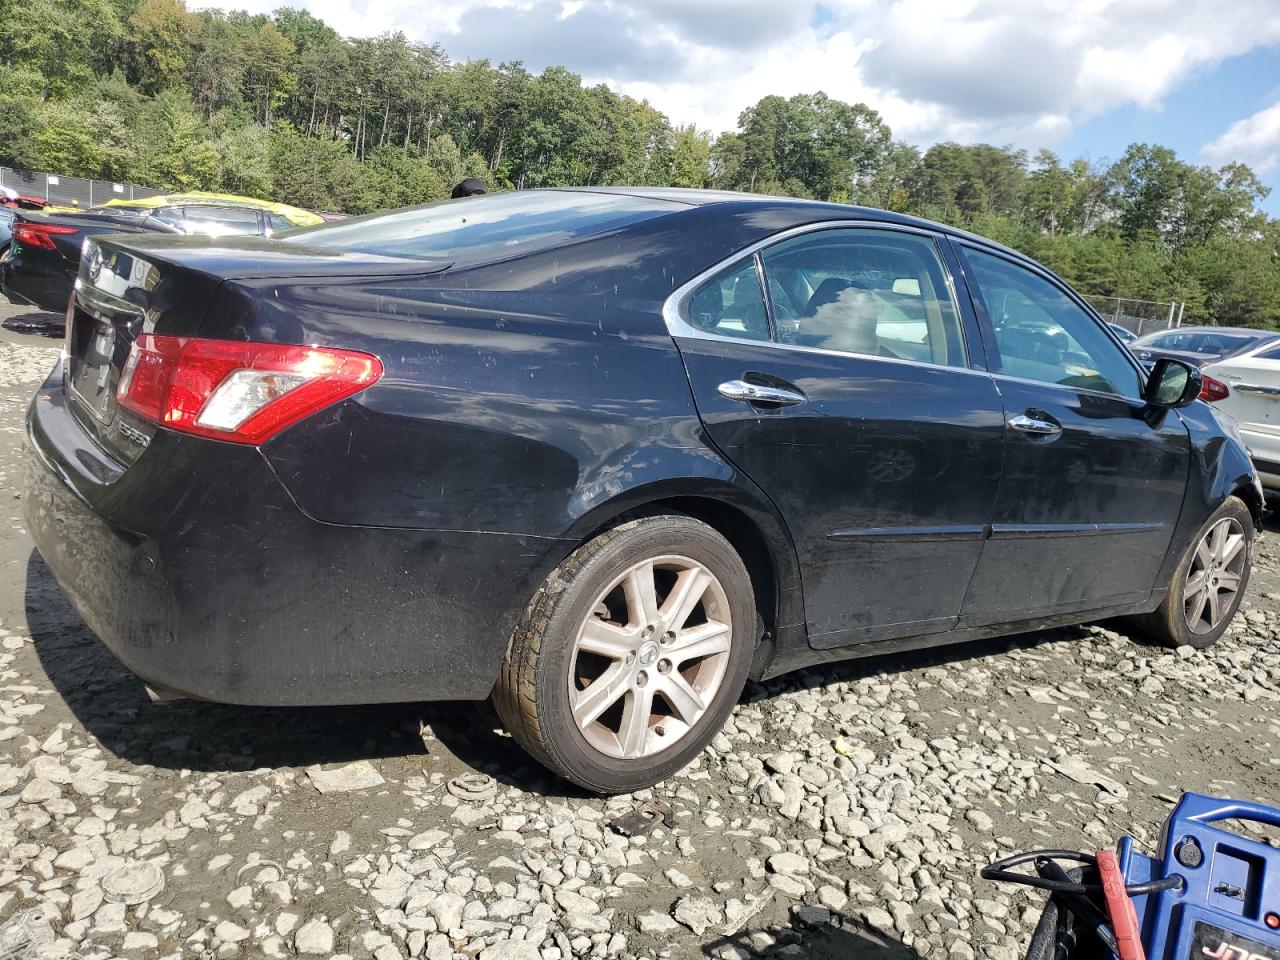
xmin=717 ymin=379 xmax=806 ymax=406
xmin=1008 ymin=412 xmax=1062 ymax=437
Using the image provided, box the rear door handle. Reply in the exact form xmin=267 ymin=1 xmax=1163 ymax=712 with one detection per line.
xmin=717 ymin=379 xmax=806 ymax=406
xmin=1008 ymin=413 xmax=1062 ymax=437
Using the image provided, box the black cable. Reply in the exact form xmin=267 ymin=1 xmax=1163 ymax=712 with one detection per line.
xmin=981 ymin=849 xmax=1183 ymax=896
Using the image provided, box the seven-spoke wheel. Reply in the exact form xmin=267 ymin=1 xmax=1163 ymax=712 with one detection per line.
xmin=570 ymin=556 xmax=732 ymax=760
xmin=494 ymin=515 xmax=754 ymax=793
xmin=1183 ymin=516 xmax=1247 ymax=635
xmin=1133 ymin=495 xmax=1253 ymax=650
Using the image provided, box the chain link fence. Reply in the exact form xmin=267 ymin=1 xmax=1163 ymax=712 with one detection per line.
xmin=1 ymin=167 xmax=165 ymax=209
xmin=1083 ymin=294 xmax=1187 ymax=337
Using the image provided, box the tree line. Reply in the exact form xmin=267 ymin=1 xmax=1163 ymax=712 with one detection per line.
xmin=1 ymin=0 xmax=1277 ymax=326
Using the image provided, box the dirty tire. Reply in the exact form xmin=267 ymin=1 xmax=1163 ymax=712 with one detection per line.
xmin=493 ymin=515 xmax=755 ymax=794
xmin=1130 ymin=495 xmax=1254 ymax=649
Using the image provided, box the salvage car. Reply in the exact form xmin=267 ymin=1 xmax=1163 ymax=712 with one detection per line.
xmin=1202 ymin=341 xmax=1280 ymax=493
xmin=1130 ymin=326 xmax=1280 ymax=368
xmin=1 ymin=192 xmax=322 ymax=313
xmin=24 ymin=188 xmax=1262 ymax=792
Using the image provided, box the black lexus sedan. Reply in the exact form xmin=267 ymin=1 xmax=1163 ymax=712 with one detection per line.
xmin=24 ymin=188 xmax=1262 ymax=793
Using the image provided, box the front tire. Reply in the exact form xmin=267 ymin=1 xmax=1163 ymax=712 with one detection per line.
xmin=1133 ymin=496 xmax=1253 ymax=649
xmin=493 ymin=515 xmax=755 ymax=794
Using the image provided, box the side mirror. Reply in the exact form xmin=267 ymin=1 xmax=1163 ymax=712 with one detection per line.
xmin=1144 ymin=357 xmax=1202 ymax=408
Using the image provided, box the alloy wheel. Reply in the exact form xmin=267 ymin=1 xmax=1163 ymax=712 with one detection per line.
xmin=1183 ymin=516 xmax=1247 ymax=635
xmin=568 ymin=555 xmax=732 ymax=760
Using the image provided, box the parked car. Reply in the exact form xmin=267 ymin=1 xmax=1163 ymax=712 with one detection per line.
xmin=1130 ymin=326 xmax=1280 ymax=368
xmin=0 ymin=204 xmax=13 ymax=259
xmin=0 ymin=186 xmax=47 ymax=210
xmin=0 ymin=192 xmax=322 ymax=313
xmin=25 ymin=188 xmax=1261 ymax=793
xmin=1202 ymin=341 xmax=1280 ymax=493
xmin=1107 ymin=322 xmax=1137 ymax=344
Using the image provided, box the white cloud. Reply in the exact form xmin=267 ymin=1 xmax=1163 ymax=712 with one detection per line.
xmin=189 ymin=0 xmax=1280 ymax=150
xmin=1202 ymin=102 xmax=1280 ymax=174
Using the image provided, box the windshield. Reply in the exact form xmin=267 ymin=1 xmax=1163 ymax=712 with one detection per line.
xmin=282 ymin=190 xmax=683 ymax=263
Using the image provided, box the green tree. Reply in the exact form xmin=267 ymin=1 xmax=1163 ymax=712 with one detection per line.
xmin=128 ymin=0 xmax=196 ymax=94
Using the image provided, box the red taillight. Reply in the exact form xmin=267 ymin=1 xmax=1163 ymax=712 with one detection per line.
xmin=116 ymin=336 xmax=382 ymax=444
xmin=1199 ymin=374 xmax=1230 ymax=402
xmin=13 ymin=221 xmax=78 ymax=250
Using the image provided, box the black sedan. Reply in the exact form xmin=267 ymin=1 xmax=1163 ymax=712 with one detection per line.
xmin=1130 ymin=326 xmax=1280 ymax=368
xmin=24 ymin=188 xmax=1261 ymax=793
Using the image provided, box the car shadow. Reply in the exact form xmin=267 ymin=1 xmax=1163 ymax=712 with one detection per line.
xmin=2 ymin=311 xmax=65 ymax=336
xmin=24 ymin=550 xmax=581 ymax=795
xmin=25 ymin=547 xmax=1073 ymax=795
xmin=703 ymin=913 xmax=922 ymax=959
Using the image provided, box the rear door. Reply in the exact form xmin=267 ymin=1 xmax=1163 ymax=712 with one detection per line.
xmin=1207 ymin=344 xmax=1280 ymax=478
xmin=952 ymin=241 xmax=1190 ymax=624
xmin=672 ymin=224 xmax=1006 ymax=648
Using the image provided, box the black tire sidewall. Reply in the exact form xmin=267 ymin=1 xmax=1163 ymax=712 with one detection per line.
xmin=533 ymin=517 xmax=755 ymax=794
xmin=1163 ymin=497 xmax=1254 ymax=649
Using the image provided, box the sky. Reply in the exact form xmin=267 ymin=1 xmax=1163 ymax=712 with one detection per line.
xmin=194 ymin=0 xmax=1280 ymax=213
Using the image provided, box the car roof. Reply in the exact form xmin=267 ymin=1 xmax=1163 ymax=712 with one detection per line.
xmin=555 ymin=186 xmax=1028 ymax=258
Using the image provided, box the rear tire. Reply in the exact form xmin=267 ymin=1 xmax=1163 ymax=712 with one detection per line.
xmin=1131 ymin=496 xmax=1253 ymax=649
xmin=493 ymin=515 xmax=755 ymax=794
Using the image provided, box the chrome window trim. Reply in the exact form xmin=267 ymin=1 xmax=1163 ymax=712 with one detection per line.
xmin=661 ymin=219 xmax=975 ymax=374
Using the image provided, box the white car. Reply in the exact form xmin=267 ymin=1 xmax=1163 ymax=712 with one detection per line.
xmin=1204 ymin=340 xmax=1280 ymax=492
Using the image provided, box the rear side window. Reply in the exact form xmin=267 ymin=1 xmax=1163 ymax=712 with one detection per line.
xmin=966 ymin=248 xmax=1141 ymax=398
xmin=284 ymin=190 xmax=682 ymax=263
xmin=684 ymin=258 xmax=769 ymax=341
xmin=760 ymin=228 xmax=967 ymax=367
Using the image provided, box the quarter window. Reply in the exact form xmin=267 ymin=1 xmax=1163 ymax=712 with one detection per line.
xmin=759 ymin=228 xmax=967 ymax=367
xmin=966 ymin=248 xmax=1141 ymax=398
xmin=683 ymin=258 xmax=770 ymax=342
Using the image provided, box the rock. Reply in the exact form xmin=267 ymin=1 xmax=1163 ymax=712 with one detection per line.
xmin=672 ymin=896 xmax=723 ymax=936
xmin=429 ymin=892 xmax=466 ymax=932
xmin=478 ymin=941 xmax=541 ymax=960
xmin=295 ymin=918 xmax=336 ymax=955
xmin=664 ymin=867 xmax=694 ymax=887
xmin=638 ymin=912 xmax=680 ymax=935
xmin=408 ymin=829 xmax=450 ymax=850
xmin=767 ymin=852 xmax=810 ymax=876
xmin=966 ymin=809 xmax=994 ymax=833
xmin=19 ymin=778 xmax=60 ymax=803
xmin=215 ymin=920 xmax=251 ymax=943
xmin=102 ymin=860 xmax=165 ymax=905
xmin=307 ymin=761 xmax=385 ymax=793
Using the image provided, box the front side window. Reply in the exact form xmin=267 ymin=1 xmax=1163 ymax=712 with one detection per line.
xmin=759 ymin=228 xmax=967 ymax=367
xmin=683 ymin=258 xmax=769 ymax=342
xmin=966 ymin=248 xmax=1141 ymax=398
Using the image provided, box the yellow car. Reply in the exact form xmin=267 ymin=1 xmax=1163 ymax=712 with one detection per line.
xmin=42 ymin=191 xmax=323 ymax=234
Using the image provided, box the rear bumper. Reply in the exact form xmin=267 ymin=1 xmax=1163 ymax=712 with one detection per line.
xmin=24 ymin=364 xmax=565 ymax=705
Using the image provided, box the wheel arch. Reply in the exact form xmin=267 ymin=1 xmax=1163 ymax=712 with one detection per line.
xmin=564 ymin=480 xmax=806 ymax=663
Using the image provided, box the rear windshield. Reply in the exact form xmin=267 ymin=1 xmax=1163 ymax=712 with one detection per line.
xmin=282 ymin=190 xmax=683 ymax=263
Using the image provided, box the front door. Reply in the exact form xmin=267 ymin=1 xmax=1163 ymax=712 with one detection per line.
xmin=672 ymin=225 xmax=1006 ymax=648
xmin=953 ymin=242 xmax=1190 ymax=624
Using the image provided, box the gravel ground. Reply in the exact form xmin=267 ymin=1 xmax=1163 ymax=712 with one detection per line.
xmin=0 ymin=299 xmax=1278 ymax=960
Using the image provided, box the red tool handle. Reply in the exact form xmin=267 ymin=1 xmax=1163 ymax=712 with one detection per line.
xmin=1097 ymin=849 xmax=1146 ymax=960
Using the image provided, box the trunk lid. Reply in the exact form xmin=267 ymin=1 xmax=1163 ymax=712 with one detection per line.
xmin=66 ymin=234 xmax=446 ymax=467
